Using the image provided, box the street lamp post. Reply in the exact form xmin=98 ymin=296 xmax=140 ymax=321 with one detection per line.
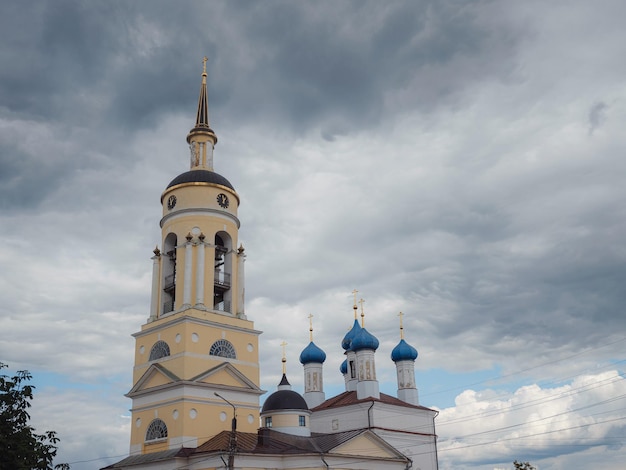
xmin=214 ymin=392 xmax=237 ymax=470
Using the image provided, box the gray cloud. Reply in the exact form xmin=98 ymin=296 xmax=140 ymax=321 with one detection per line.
xmin=2 ymin=1 xmax=626 ymax=469
xmin=588 ymin=101 xmax=608 ymax=134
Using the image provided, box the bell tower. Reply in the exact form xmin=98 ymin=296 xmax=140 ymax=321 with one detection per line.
xmin=126 ymin=60 xmax=263 ymax=455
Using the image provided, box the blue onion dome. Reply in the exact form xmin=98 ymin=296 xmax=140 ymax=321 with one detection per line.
xmin=299 ymin=341 xmax=327 ymax=364
xmin=391 ymin=339 xmax=418 ymax=362
xmin=341 ymin=319 xmax=362 ymax=351
xmin=351 ymin=327 xmax=379 ymax=352
xmin=340 ymin=359 xmax=348 ymax=375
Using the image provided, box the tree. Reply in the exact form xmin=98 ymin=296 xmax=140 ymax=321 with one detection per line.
xmin=0 ymin=362 xmax=70 ymax=470
xmin=514 ymin=461 xmax=536 ymax=470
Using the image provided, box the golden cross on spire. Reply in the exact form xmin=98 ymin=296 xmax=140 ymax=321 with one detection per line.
xmin=352 ymin=289 xmax=358 ymax=319
xmin=202 ymin=56 xmax=208 ymax=75
xmin=359 ymin=298 xmax=365 ymax=327
xmin=398 ymin=311 xmax=405 ymax=339
xmin=308 ymin=314 xmax=314 ymax=342
xmin=280 ymin=341 xmax=287 ymax=374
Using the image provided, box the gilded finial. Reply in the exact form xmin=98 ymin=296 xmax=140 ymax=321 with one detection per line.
xmin=398 ymin=311 xmax=404 ymax=340
xmin=308 ymin=314 xmax=314 ymax=342
xmin=202 ymin=56 xmax=208 ymax=76
xmin=352 ymin=289 xmax=358 ymax=319
xmin=359 ymin=298 xmax=365 ymax=326
xmin=281 ymin=341 xmax=287 ymax=374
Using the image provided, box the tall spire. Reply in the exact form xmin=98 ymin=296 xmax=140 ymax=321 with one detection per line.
xmin=195 ymin=57 xmax=210 ymax=128
xmin=186 ymin=57 xmax=218 ymax=170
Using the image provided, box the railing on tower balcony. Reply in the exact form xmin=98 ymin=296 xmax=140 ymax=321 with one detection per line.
xmin=164 ymin=274 xmax=175 ymax=292
xmin=214 ymin=300 xmax=231 ymax=313
xmin=214 ymin=271 xmax=231 ymax=288
xmin=163 ymin=300 xmax=174 ymax=314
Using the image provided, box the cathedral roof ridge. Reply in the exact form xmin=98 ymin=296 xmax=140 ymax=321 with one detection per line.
xmin=311 ymin=390 xmax=434 ymax=412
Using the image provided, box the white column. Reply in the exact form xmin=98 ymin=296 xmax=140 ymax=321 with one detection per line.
xmin=183 ymin=241 xmax=193 ymax=307
xmin=149 ymin=251 xmax=161 ymax=321
xmin=206 ymin=142 xmax=214 ymax=170
xmin=195 ymin=240 xmax=205 ymax=306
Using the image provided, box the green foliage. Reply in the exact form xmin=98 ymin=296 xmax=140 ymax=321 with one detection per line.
xmin=0 ymin=362 xmax=70 ymax=470
xmin=513 ymin=461 xmax=536 ymax=470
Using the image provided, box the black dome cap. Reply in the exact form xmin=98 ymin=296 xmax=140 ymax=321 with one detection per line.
xmin=166 ymin=169 xmax=235 ymax=191
xmin=261 ymin=390 xmax=308 ymax=412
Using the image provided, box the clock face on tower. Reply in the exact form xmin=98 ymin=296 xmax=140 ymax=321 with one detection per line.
xmin=167 ymin=195 xmax=177 ymax=210
xmin=217 ymin=193 xmax=229 ymax=209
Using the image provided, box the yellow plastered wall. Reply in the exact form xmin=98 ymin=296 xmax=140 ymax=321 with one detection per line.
xmin=133 ymin=311 xmax=260 ymax=383
xmin=131 ymin=395 xmax=261 ymax=449
xmin=129 ymin=308 xmax=262 ymax=450
xmin=271 ymin=413 xmax=308 ymax=428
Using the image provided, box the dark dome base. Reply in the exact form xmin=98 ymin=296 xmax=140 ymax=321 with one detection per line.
xmin=167 ymin=169 xmax=235 ymax=191
xmin=262 ymin=390 xmax=309 ymax=412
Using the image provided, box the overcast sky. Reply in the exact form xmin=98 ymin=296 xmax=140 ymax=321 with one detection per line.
xmin=1 ymin=1 xmax=625 ymax=469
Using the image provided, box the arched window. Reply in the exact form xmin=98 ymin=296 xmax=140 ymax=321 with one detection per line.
xmin=209 ymin=339 xmax=236 ymax=359
xmin=145 ymin=418 xmax=168 ymax=441
xmin=149 ymin=340 xmax=170 ymax=361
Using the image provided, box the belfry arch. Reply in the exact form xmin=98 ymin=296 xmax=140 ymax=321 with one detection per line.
xmin=213 ymin=231 xmax=232 ymax=312
xmin=162 ymin=233 xmax=177 ymax=314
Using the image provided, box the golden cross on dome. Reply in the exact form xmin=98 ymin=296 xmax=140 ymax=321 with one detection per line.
xmin=398 ymin=311 xmax=405 ymax=339
xmin=359 ymin=298 xmax=365 ymax=326
xmin=352 ymin=289 xmax=358 ymax=319
xmin=308 ymin=314 xmax=314 ymax=342
xmin=280 ymin=341 xmax=287 ymax=374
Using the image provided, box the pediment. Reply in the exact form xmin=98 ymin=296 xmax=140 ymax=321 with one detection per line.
xmin=191 ymin=362 xmax=262 ymax=392
xmin=331 ymin=431 xmax=403 ymax=459
xmin=126 ymin=362 xmax=264 ymax=398
xmin=127 ymin=364 xmax=181 ymax=396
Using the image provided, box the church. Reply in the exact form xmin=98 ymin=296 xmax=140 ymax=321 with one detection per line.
xmin=104 ymin=61 xmax=439 ymax=470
